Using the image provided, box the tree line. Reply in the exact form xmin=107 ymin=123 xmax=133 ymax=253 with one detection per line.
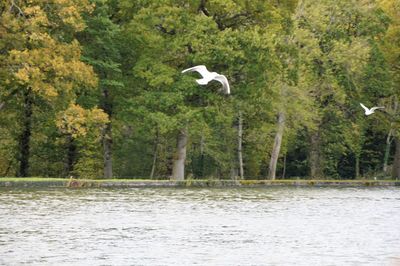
xmin=0 ymin=0 xmax=399 ymax=180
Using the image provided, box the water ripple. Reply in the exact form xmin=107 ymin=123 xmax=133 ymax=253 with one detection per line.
xmin=0 ymin=187 xmax=399 ymax=265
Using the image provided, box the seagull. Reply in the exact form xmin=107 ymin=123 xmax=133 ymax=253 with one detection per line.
xmin=360 ymin=103 xmax=385 ymax=116
xmin=182 ymin=65 xmax=230 ymax=94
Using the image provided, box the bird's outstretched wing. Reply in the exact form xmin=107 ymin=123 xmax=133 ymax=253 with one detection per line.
xmin=370 ymin=106 xmax=385 ymax=112
xmin=181 ymin=65 xmax=210 ymax=78
xmin=213 ymin=74 xmax=230 ymax=94
xmin=360 ymin=103 xmax=369 ymax=112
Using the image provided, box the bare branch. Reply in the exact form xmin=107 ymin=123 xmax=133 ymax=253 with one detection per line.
xmin=9 ymin=0 xmax=25 ymax=17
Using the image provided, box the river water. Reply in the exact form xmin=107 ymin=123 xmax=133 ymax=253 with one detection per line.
xmin=0 ymin=187 xmax=399 ymax=265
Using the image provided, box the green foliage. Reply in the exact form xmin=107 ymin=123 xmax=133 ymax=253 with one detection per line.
xmin=0 ymin=0 xmax=399 ymax=179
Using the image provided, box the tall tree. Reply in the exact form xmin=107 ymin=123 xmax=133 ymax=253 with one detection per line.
xmin=378 ymin=0 xmax=400 ymax=179
xmin=1 ymin=0 xmax=98 ymax=176
xmin=78 ymin=0 xmax=123 ymax=178
xmin=119 ymin=0 xmax=281 ymax=180
xmin=295 ymin=0 xmax=387 ymax=178
xmin=56 ymin=103 xmax=109 ymax=178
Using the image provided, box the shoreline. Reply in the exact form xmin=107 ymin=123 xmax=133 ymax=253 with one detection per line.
xmin=0 ymin=178 xmax=399 ymax=188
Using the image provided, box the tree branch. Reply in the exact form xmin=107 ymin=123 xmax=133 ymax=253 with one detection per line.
xmin=9 ymin=0 xmax=25 ymax=17
xmin=155 ymin=24 xmax=176 ymax=35
xmin=198 ymin=0 xmax=210 ymax=16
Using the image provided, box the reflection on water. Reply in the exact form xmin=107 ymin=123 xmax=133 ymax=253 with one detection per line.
xmin=0 ymin=187 xmax=399 ymax=265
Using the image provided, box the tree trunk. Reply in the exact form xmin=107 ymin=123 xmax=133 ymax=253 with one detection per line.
xmin=17 ymin=88 xmax=33 ymax=177
xmin=199 ymin=134 xmax=205 ymax=178
xmin=3 ymin=160 xmax=12 ymax=176
xmin=391 ymin=138 xmax=400 ymax=180
xmin=171 ymin=128 xmax=188 ymax=181
xmin=101 ymin=88 xmax=113 ymax=179
xmin=65 ymin=134 xmax=76 ymax=177
xmin=237 ymin=111 xmax=244 ymax=179
xmin=355 ymin=155 xmax=360 ymax=179
xmin=383 ymin=129 xmax=393 ymax=173
xmin=102 ymin=122 xmax=113 ymax=178
xmin=282 ymin=152 xmax=287 ymax=179
xmin=150 ymin=128 xmax=159 ymax=179
xmin=310 ymin=130 xmax=323 ymax=179
xmin=268 ymin=111 xmax=286 ymax=180
xmin=230 ymin=166 xmax=238 ymax=180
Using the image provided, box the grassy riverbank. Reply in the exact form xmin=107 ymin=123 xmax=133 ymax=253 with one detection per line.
xmin=0 ymin=177 xmax=399 ymax=188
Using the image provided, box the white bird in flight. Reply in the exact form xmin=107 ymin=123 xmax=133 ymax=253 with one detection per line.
xmin=182 ymin=65 xmax=230 ymax=94
xmin=360 ymin=103 xmax=384 ymax=116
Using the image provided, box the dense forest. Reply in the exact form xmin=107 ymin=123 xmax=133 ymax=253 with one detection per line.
xmin=0 ymin=0 xmax=399 ymax=180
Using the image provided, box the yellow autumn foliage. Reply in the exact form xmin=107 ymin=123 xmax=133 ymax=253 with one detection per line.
xmin=3 ymin=0 xmax=97 ymax=100
xmin=10 ymin=40 xmax=97 ymax=98
xmin=24 ymin=6 xmax=49 ymax=27
xmin=56 ymin=103 xmax=109 ymax=139
xmin=378 ymin=0 xmax=400 ymax=68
